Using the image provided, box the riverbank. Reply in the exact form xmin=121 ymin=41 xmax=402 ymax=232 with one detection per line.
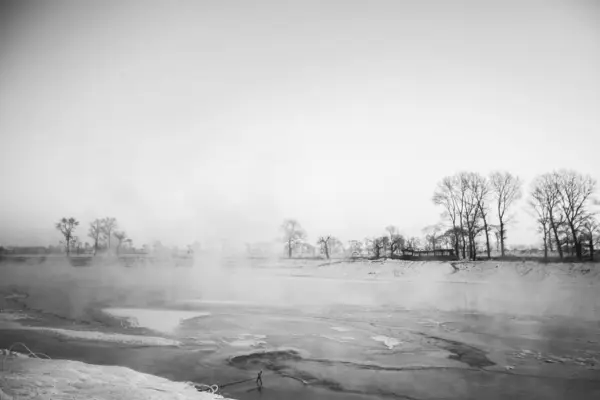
xmin=0 ymin=350 xmax=231 ymax=400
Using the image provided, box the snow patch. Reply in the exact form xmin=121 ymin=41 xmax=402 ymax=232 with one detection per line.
xmin=0 ymin=312 xmax=32 ymax=321
xmin=330 ymin=326 xmax=352 ymax=332
xmin=226 ymin=339 xmax=266 ymax=348
xmin=238 ymin=333 xmax=266 ymax=339
xmin=372 ymin=335 xmax=401 ymax=350
xmin=226 ymin=334 xmax=267 ymax=348
xmin=1 ymin=357 xmax=233 ymax=399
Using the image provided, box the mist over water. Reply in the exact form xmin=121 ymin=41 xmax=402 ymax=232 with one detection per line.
xmin=2 ymin=254 xmax=600 ymax=400
xmin=3 ymin=255 xmax=598 ymax=322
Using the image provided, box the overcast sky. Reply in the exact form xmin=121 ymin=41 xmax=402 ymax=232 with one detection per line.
xmin=1 ymin=0 xmax=599 ymax=248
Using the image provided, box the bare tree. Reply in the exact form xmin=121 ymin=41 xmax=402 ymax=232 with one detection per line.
xmin=389 ymin=234 xmax=405 ymax=257
xmin=406 ymin=236 xmax=421 ymax=250
xmin=55 ymin=217 xmax=79 ymax=256
xmin=385 ymin=226 xmax=404 ymax=257
xmin=71 ymin=236 xmax=82 ymax=255
xmin=422 ymin=224 xmax=443 ymax=252
xmin=280 ymin=219 xmax=306 ymax=258
xmin=385 ymin=225 xmax=394 ymax=256
xmin=457 ymin=175 xmax=469 ymax=259
xmin=441 ymin=227 xmax=462 ymax=255
xmin=554 ymin=170 xmax=597 ymax=260
xmin=558 ymin=221 xmax=574 ymax=256
xmin=370 ymin=236 xmax=386 ymax=259
xmin=438 ymin=229 xmax=454 ymax=250
xmin=470 ymin=173 xmax=492 ymax=259
xmin=88 ymin=219 xmax=103 ymax=255
xmin=113 ymin=231 xmax=128 ymax=255
xmin=317 ymin=236 xmax=332 ymax=259
xmin=433 ymin=176 xmax=463 ymax=258
xmin=493 ymin=229 xmax=500 ymax=252
xmin=459 ymin=173 xmax=484 ymax=260
xmin=101 ymin=217 xmax=118 ymax=250
xmin=490 ymin=171 xmax=522 ymax=257
xmin=530 ymin=188 xmax=551 ymax=260
xmin=582 ymin=216 xmax=599 ymax=261
xmin=380 ymin=236 xmax=390 ymax=256
xmin=435 ymin=171 xmax=522 ymax=260
xmin=531 ymin=173 xmax=564 ymax=258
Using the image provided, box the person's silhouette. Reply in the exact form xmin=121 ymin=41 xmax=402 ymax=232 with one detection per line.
xmin=256 ymin=370 xmax=263 ymax=389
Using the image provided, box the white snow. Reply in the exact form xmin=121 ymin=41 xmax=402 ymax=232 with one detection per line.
xmin=225 ymin=334 xmax=267 ymax=348
xmin=226 ymin=339 xmax=266 ymax=348
xmin=0 ymin=356 xmax=234 ymax=399
xmin=371 ymin=335 xmax=401 ymax=350
xmin=330 ymin=326 xmax=352 ymax=332
xmin=0 ymin=312 xmax=31 ymax=322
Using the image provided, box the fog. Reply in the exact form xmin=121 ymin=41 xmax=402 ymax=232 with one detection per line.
xmin=2 ymin=255 xmax=598 ymax=325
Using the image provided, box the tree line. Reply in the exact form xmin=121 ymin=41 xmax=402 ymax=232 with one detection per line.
xmin=54 ymin=169 xmax=598 ymax=261
xmin=431 ymin=169 xmax=597 ymax=261
xmin=432 ymin=171 xmax=523 ymax=260
xmin=279 ymin=219 xmax=449 ymax=260
xmin=55 ymin=217 xmax=130 ymax=256
xmin=529 ymin=171 xmax=599 ymax=260
xmin=280 ymin=169 xmax=598 ymax=261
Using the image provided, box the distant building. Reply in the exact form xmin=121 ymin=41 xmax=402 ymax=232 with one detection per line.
xmin=401 ymin=248 xmax=456 ymax=259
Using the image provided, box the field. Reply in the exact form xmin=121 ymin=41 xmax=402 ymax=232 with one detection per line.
xmin=1 ymin=255 xmax=599 ymax=399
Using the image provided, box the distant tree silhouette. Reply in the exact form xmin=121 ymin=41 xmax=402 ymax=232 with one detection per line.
xmin=88 ymin=219 xmax=103 ymax=255
xmin=433 ymin=176 xmax=464 ymax=258
xmin=280 ymin=219 xmax=306 ymax=258
xmin=370 ymin=237 xmax=386 ymax=259
xmin=101 ymin=217 xmax=118 ymax=250
xmin=113 ymin=231 xmax=128 ymax=255
xmin=531 ymin=173 xmax=564 ymax=258
xmin=317 ymin=236 xmax=332 ymax=259
xmin=582 ymin=216 xmax=599 ymax=261
xmin=385 ymin=226 xmax=405 ymax=257
xmin=55 ymin=217 xmax=79 ymax=256
xmin=554 ymin=170 xmax=597 ymax=260
xmin=529 ymin=187 xmax=551 ymax=259
xmin=422 ymin=224 xmax=443 ymax=252
xmin=490 ymin=171 xmax=522 ymax=257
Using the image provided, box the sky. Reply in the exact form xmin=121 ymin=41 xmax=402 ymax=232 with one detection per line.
xmin=0 ymin=0 xmax=599 ymax=249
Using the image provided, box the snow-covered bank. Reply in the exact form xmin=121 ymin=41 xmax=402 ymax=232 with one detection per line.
xmin=0 ymin=311 xmax=181 ymax=346
xmin=0 ymin=356 xmax=233 ymax=400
